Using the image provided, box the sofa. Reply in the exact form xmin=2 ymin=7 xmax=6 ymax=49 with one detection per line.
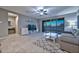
xmin=58 ymin=33 xmax=79 ymax=53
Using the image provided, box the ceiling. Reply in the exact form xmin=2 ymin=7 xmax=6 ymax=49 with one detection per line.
xmin=0 ymin=6 xmax=78 ymax=19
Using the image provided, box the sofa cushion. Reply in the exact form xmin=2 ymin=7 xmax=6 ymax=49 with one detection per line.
xmin=59 ymin=33 xmax=79 ymax=45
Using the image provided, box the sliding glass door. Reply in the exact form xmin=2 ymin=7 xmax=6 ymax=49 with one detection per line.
xmin=43 ymin=20 xmax=52 ymax=32
xmin=42 ymin=18 xmax=64 ymax=33
xmin=56 ymin=18 xmax=64 ymax=33
xmin=50 ymin=20 xmax=57 ymax=32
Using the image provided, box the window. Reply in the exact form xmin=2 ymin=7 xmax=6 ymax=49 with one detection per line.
xmin=42 ymin=18 xmax=64 ymax=33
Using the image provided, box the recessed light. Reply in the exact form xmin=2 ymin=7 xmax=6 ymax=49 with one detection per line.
xmin=0 ymin=21 xmax=2 ymax=23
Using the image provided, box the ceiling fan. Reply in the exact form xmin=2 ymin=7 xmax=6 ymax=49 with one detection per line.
xmin=37 ymin=9 xmax=48 ymax=15
xmin=35 ymin=7 xmax=48 ymax=15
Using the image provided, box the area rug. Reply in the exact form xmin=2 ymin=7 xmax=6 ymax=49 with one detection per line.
xmin=33 ymin=39 xmax=67 ymax=53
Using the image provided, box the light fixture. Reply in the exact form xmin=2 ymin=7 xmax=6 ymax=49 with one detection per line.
xmin=40 ymin=12 xmax=43 ymax=15
xmin=36 ymin=7 xmax=48 ymax=15
xmin=0 ymin=21 xmax=2 ymax=23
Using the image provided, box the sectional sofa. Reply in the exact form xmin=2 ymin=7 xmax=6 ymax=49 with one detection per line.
xmin=58 ymin=33 xmax=79 ymax=53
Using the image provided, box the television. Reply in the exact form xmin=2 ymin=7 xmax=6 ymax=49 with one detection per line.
xmin=28 ymin=24 xmax=36 ymax=31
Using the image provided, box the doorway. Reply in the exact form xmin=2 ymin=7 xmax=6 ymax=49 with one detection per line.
xmin=8 ymin=12 xmax=18 ymax=34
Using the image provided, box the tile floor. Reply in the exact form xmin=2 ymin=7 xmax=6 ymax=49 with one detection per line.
xmin=0 ymin=33 xmax=66 ymax=53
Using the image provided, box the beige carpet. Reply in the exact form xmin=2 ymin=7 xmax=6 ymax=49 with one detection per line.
xmin=0 ymin=34 xmax=66 ymax=53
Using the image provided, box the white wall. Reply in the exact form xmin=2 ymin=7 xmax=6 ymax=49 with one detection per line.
xmin=18 ymin=15 xmax=27 ymax=34
xmin=0 ymin=9 xmax=8 ymax=37
xmin=18 ymin=14 xmax=39 ymax=34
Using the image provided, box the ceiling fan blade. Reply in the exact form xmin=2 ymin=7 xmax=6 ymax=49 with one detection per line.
xmin=44 ymin=12 xmax=47 ymax=15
